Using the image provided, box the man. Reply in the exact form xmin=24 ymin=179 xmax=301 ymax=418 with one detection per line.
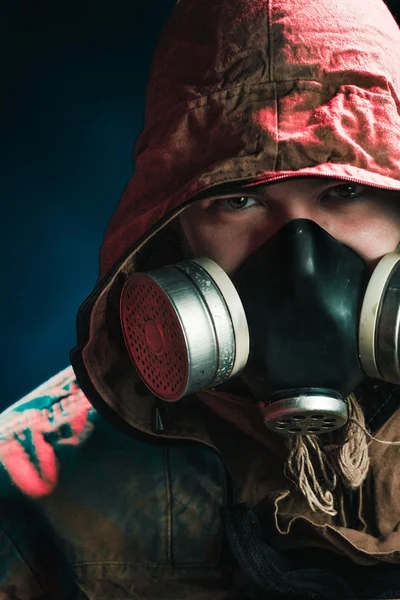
xmin=2 ymin=0 xmax=400 ymax=597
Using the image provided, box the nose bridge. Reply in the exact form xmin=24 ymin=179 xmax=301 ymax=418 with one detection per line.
xmin=281 ymin=196 xmax=315 ymax=222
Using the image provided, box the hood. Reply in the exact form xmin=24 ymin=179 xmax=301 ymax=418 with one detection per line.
xmin=71 ymin=0 xmax=400 ymax=441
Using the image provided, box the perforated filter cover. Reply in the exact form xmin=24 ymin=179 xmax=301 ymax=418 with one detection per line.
xmin=120 ymin=274 xmax=189 ymax=400
xmin=260 ymin=395 xmax=348 ymax=435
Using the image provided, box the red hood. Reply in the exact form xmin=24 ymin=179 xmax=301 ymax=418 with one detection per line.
xmin=99 ymin=0 xmax=400 ymax=279
xmin=72 ymin=0 xmax=400 ymax=440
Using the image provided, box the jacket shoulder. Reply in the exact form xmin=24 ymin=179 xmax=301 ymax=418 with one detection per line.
xmin=0 ymin=366 xmax=96 ymax=498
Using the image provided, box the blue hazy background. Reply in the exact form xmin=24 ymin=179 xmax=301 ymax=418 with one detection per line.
xmin=2 ymin=0 xmax=176 ymax=409
xmin=2 ymin=0 xmax=399 ymax=411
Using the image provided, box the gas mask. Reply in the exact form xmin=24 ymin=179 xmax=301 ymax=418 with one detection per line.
xmin=120 ymin=219 xmax=400 ymax=435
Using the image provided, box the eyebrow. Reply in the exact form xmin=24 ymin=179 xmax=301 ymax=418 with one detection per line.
xmin=206 ymin=178 xmax=343 ymax=197
xmin=246 ymin=178 xmax=348 ymax=191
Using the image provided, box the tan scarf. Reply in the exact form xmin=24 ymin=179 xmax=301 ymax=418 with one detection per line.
xmin=198 ymin=388 xmax=369 ymax=516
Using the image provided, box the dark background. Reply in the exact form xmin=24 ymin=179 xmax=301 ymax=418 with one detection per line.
xmin=2 ymin=0 xmax=399 ymax=411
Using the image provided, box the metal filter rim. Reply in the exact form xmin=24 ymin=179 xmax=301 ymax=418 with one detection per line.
xmin=260 ymin=395 xmax=348 ymax=435
xmin=190 ymin=257 xmax=250 ymax=377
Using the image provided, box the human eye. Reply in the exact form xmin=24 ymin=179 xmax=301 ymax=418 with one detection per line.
xmin=210 ymin=196 xmax=262 ymax=212
xmin=323 ymin=183 xmax=366 ymax=202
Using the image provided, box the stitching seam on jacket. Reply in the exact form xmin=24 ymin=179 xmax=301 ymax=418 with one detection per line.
xmin=0 ymin=524 xmax=51 ymax=599
xmin=72 ymin=560 xmax=219 ymax=569
xmin=268 ymin=0 xmax=273 ymax=82
xmin=147 ymin=81 xmax=388 ymax=117
xmin=164 ymin=447 xmax=173 ymax=565
xmin=366 ymin=388 xmax=397 ymax=427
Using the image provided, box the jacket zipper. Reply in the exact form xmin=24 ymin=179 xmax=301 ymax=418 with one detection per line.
xmin=205 ymin=443 xmax=236 ymax=506
xmin=154 ymin=401 xmax=236 ymax=506
xmin=162 ymin=436 xmax=236 ymax=576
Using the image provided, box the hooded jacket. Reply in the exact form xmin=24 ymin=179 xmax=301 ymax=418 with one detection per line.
xmin=2 ymin=0 xmax=400 ymax=598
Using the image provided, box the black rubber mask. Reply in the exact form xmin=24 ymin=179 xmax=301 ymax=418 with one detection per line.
xmin=231 ymin=219 xmax=369 ymax=435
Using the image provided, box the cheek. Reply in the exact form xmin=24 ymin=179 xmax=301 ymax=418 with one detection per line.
xmin=180 ymin=212 xmax=268 ymax=275
xmin=332 ymin=215 xmax=400 ymax=264
xmin=188 ymin=226 xmax=251 ymax=273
